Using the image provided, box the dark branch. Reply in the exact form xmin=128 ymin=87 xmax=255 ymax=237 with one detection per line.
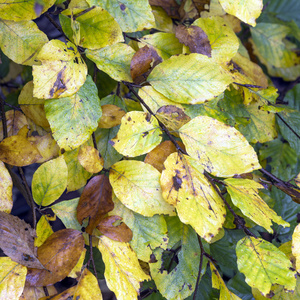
xmin=193 ymin=235 xmax=205 ymax=300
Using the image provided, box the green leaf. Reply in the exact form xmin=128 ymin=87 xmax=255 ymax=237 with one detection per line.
xmin=236 ymin=236 xmax=296 ymax=296
xmin=45 ymin=75 xmax=101 ymax=151
xmin=224 ymin=178 xmax=289 ymax=233
xmin=149 ymin=224 xmax=203 ymax=300
xmin=33 ymin=40 xmax=87 ymax=99
xmin=109 ymin=160 xmax=175 ymax=217
xmin=110 ymin=111 xmax=162 ymax=157
xmin=0 ymin=0 xmax=56 ymax=21
xmin=0 ymin=20 xmax=48 ymax=65
xmin=179 ymin=116 xmax=261 ymax=177
xmin=109 ymin=195 xmax=168 ymax=262
xmin=59 ymin=6 xmax=123 ymax=49
xmin=95 ymin=126 xmax=123 ymax=169
xmin=97 ymin=236 xmax=150 ymax=300
xmin=148 ymin=54 xmax=233 ymax=104
xmin=63 ymin=145 xmax=92 ymax=192
xmin=218 ymin=0 xmax=263 ymax=26
xmin=193 ymin=16 xmax=239 ymax=63
xmin=160 ymin=153 xmax=226 ymax=243
xmin=32 ymin=156 xmax=67 ymax=206
xmin=138 ymin=33 xmax=183 ymax=60
xmin=87 ymin=0 xmax=155 ymax=32
xmin=86 ymin=43 xmax=135 ymax=82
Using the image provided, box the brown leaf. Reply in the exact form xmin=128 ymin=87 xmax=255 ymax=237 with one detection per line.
xmin=0 ymin=110 xmax=28 ymax=141
xmin=97 ymin=215 xmax=133 ymax=242
xmin=179 ymin=0 xmax=199 ymax=20
xmin=192 ymin=0 xmax=210 ymax=13
xmin=98 ymin=104 xmax=126 ymax=128
xmin=26 ymin=229 xmax=85 ymax=286
xmin=20 ymin=283 xmax=57 ymax=300
xmin=38 ymin=286 xmax=77 ymax=300
xmin=175 ymin=24 xmax=211 ymax=56
xmin=0 ymin=135 xmax=42 ymax=166
xmin=0 ymin=211 xmax=44 ymax=269
xmin=77 ymin=175 xmax=114 ymax=235
xmin=144 ymin=140 xmax=185 ymax=172
xmin=149 ymin=0 xmax=180 ymax=18
xmin=130 ymin=45 xmax=162 ymax=84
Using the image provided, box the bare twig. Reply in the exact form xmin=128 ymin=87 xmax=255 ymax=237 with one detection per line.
xmin=193 ymin=235 xmax=205 ymax=300
xmin=43 ymin=286 xmax=49 ymax=297
xmin=88 ymin=235 xmax=100 ymax=288
xmin=73 ymin=6 xmax=96 ymax=20
xmin=0 ymin=95 xmax=8 ymax=138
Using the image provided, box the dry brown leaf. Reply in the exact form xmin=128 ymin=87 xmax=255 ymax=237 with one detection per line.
xmin=98 ymin=104 xmax=126 ymax=128
xmin=78 ymin=145 xmax=104 ymax=173
xmin=0 ymin=110 xmax=28 ymax=141
xmin=179 ymin=0 xmax=199 ymax=20
xmin=0 ymin=211 xmax=44 ymax=269
xmin=130 ymin=45 xmax=162 ymax=84
xmin=144 ymin=140 xmax=185 ymax=172
xmin=77 ymin=175 xmax=114 ymax=235
xmin=0 ymin=135 xmax=42 ymax=166
xmin=175 ymin=24 xmax=212 ymax=56
xmin=97 ymin=215 xmax=133 ymax=242
xmin=26 ymin=229 xmax=85 ymax=286
xmin=149 ymin=0 xmax=180 ymax=18
xmin=20 ymin=283 xmax=57 ymax=300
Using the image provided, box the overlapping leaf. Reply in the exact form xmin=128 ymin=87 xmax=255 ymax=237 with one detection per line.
xmin=0 ymin=161 xmax=13 ymax=213
xmin=78 ymin=145 xmax=104 ymax=173
xmin=292 ymin=224 xmax=300 ymax=272
xmin=179 ymin=116 xmax=261 ymax=177
xmin=109 ymin=160 xmax=175 ymax=217
xmin=148 ymin=53 xmax=233 ymax=104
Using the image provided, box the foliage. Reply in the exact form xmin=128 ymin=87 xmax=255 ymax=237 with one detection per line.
xmin=0 ymin=0 xmax=300 ymax=299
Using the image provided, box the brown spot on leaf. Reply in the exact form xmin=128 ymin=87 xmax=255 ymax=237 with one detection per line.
xmin=49 ymin=67 xmax=67 ymax=98
xmin=172 ymin=174 xmax=182 ymax=191
xmin=120 ymin=3 xmax=126 ymax=10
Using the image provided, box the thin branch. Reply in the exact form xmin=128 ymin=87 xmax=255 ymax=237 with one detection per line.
xmin=88 ymin=235 xmax=100 ymax=288
xmin=125 ymin=82 xmax=187 ymax=153
xmin=0 ymin=95 xmax=8 ymax=138
xmin=193 ymin=235 xmax=205 ymax=300
xmin=276 ymin=113 xmax=300 ymax=140
xmin=44 ymin=12 xmax=70 ymax=42
xmin=43 ymin=286 xmax=49 ymax=297
xmin=73 ymin=6 xmax=96 ymax=20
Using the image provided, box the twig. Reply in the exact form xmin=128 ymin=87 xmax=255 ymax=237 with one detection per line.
xmin=0 ymin=95 xmax=8 ymax=138
xmin=88 ymin=235 xmax=100 ymax=288
xmin=44 ymin=12 xmax=70 ymax=42
xmin=125 ymin=83 xmax=187 ymax=153
xmin=193 ymin=235 xmax=204 ymax=300
xmin=73 ymin=6 xmax=96 ymax=20
xmin=43 ymin=286 xmax=49 ymax=297
xmin=276 ymin=113 xmax=300 ymax=140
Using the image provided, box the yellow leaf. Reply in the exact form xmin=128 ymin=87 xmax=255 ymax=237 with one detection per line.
xmin=97 ymin=236 xmax=150 ymax=300
xmin=225 ymin=178 xmax=289 ymax=233
xmin=68 ymin=249 xmax=86 ymax=279
xmin=193 ymin=16 xmax=239 ymax=63
xmin=0 ymin=257 xmax=27 ymax=300
xmin=32 ymin=156 xmax=68 ymax=206
xmin=152 ymin=6 xmax=174 ymax=33
xmin=210 ymin=263 xmax=242 ymax=299
xmin=148 ymin=54 xmax=233 ymax=104
xmin=110 ymin=160 xmax=175 ymax=217
xmin=0 ymin=161 xmax=13 ymax=213
xmin=179 ymin=116 xmax=261 ymax=177
xmin=161 ymin=153 xmax=225 ymax=242
xmin=86 ymin=43 xmax=135 ymax=82
xmin=98 ymin=104 xmax=126 ymax=128
xmin=219 ymin=0 xmax=263 ymax=26
xmin=78 ymin=145 xmax=104 ymax=173
xmin=292 ymin=224 xmax=300 ymax=273
xmin=34 ymin=215 xmax=54 ymax=247
xmin=33 ymin=40 xmax=87 ymax=99
xmin=111 ymin=111 xmax=162 ymax=157
xmin=18 ymin=81 xmax=50 ymax=128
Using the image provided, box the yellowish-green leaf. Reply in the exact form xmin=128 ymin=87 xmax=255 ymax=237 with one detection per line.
xmin=18 ymin=81 xmax=50 ymax=128
xmin=32 ymin=156 xmax=68 ymax=206
xmin=193 ymin=16 xmax=239 ymax=63
xmin=179 ymin=116 xmax=261 ymax=177
xmin=210 ymin=262 xmax=242 ymax=299
xmin=138 ymin=86 xmax=184 ymax=114
xmin=97 ymin=236 xmax=150 ymax=300
xmin=161 ymin=153 xmax=225 ymax=242
xmin=109 ymin=160 xmax=175 ymax=217
xmin=63 ymin=145 xmax=92 ymax=192
xmin=138 ymin=32 xmax=182 ymax=60
xmin=87 ymin=0 xmax=155 ymax=32
xmin=86 ymin=43 xmax=135 ymax=82
xmin=60 ymin=6 xmax=123 ymax=50
xmin=152 ymin=6 xmax=174 ymax=33
xmin=68 ymin=249 xmax=86 ymax=279
xmin=34 ymin=215 xmax=54 ymax=247
xmin=148 ymin=54 xmax=233 ymax=104
xmin=0 ymin=257 xmax=27 ymax=300
xmin=225 ymin=178 xmax=289 ymax=233
xmin=218 ymin=0 xmax=263 ymax=26
xmin=0 ymin=20 xmax=48 ymax=65
xmin=45 ymin=75 xmax=101 ymax=151
xmin=111 ymin=111 xmax=162 ymax=157
xmin=0 ymin=161 xmax=13 ymax=213
xmin=33 ymin=40 xmax=87 ymax=99
xmin=236 ymin=236 xmax=296 ymax=296
xmin=0 ymin=0 xmax=56 ymax=21
xmin=292 ymin=224 xmax=300 ymax=273
xmin=109 ymin=194 xmax=168 ymax=262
